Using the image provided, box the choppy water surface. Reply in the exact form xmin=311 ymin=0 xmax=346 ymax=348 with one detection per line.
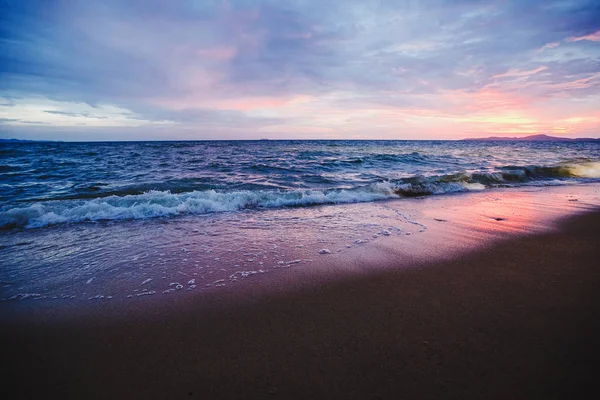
xmin=1 ymin=140 xmax=599 ymax=229
xmin=1 ymin=140 xmax=599 ymax=303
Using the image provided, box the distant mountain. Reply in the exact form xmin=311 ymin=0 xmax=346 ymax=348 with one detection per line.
xmin=463 ymin=134 xmax=598 ymax=141
xmin=0 ymin=138 xmax=59 ymax=143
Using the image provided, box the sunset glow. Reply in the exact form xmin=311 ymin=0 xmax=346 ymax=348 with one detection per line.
xmin=1 ymin=0 xmax=599 ymax=140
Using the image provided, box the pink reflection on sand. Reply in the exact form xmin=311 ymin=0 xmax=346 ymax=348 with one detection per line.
xmin=421 ymin=187 xmax=597 ymax=239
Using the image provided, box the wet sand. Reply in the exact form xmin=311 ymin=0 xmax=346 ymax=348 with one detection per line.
xmin=2 ymin=206 xmax=599 ymax=399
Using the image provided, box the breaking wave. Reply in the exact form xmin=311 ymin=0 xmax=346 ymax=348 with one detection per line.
xmin=0 ymin=181 xmax=479 ymax=229
xmin=1 ymin=162 xmax=598 ymax=229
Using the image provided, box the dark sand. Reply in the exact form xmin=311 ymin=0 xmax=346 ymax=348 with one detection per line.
xmin=2 ymin=211 xmax=600 ymax=399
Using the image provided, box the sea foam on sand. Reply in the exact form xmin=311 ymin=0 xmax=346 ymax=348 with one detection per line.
xmin=1 ymin=184 xmax=599 ymax=304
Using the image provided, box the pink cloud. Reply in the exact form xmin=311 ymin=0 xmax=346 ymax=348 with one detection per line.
xmin=152 ymin=95 xmax=313 ymax=112
xmin=493 ymin=66 xmax=547 ymax=79
xmin=546 ymin=73 xmax=600 ymax=91
xmin=537 ymin=30 xmax=600 ymax=53
xmin=567 ymin=30 xmax=600 ymax=42
xmin=538 ymin=42 xmax=560 ymax=51
xmin=212 ymin=96 xmax=307 ymax=111
xmin=440 ymin=88 xmax=530 ymax=113
xmin=196 ymin=47 xmax=238 ymax=61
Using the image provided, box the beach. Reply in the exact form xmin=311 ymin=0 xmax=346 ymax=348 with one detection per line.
xmin=3 ymin=0 xmax=600 ymax=397
xmin=2 ymin=184 xmax=599 ymax=399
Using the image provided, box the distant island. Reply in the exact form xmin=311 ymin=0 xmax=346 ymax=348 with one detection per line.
xmin=0 ymin=138 xmax=60 ymax=143
xmin=0 ymin=138 xmax=35 ymax=142
xmin=463 ymin=134 xmax=598 ymax=141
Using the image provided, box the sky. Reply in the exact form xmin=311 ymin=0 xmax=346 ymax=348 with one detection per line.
xmin=1 ymin=0 xmax=599 ymax=141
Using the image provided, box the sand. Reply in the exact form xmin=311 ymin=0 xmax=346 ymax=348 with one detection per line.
xmin=2 ymin=203 xmax=600 ymax=399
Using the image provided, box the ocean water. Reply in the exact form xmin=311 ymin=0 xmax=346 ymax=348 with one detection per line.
xmin=1 ymin=140 xmax=599 ymax=303
xmin=1 ymin=140 xmax=599 ymax=229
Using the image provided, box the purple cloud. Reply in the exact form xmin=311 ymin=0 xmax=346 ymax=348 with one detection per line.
xmin=1 ymin=0 xmax=599 ymax=139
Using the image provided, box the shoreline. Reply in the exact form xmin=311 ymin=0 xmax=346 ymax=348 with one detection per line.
xmin=1 ymin=183 xmax=600 ymax=317
xmin=2 ymin=201 xmax=600 ymax=398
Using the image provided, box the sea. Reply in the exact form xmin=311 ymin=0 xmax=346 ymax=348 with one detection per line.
xmin=1 ymin=140 xmax=599 ymax=302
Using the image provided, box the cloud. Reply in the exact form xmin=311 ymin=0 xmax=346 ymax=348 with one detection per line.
xmin=43 ymin=110 xmax=107 ymax=119
xmin=493 ymin=66 xmax=548 ymax=79
xmin=567 ymin=30 xmax=600 ymax=42
xmin=0 ymin=96 xmax=175 ymax=127
xmin=1 ymin=0 xmax=600 ymax=139
xmin=538 ymin=42 xmax=561 ymax=51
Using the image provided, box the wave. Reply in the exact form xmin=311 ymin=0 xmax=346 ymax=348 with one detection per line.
xmin=0 ymin=163 xmax=21 ymax=171
xmin=0 ymin=148 xmax=28 ymax=157
xmin=391 ymin=162 xmax=600 ymax=195
xmin=317 ymin=152 xmax=436 ymax=169
xmin=0 ymin=180 xmax=480 ymax=229
xmin=1 ymin=162 xmax=598 ymax=229
xmin=564 ymin=162 xmax=600 ymax=178
xmin=494 ymin=163 xmax=600 ymax=179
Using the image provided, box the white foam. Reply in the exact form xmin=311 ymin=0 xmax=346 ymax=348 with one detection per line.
xmin=0 ymin=185 xmax=399 ymax=229
xmin=229 ymin=269 xmax=265 ymax=279
xmin=9 ymin=293 xmax=41 ymax=301
xmin=395 ymin=181 xmax=485 ymax=196
xmin=4 ymin=164 xmax=594 ymax=230
xmin=568 ymin=162 xmax=600 ymax=178
xmin=136 ymin=290 xmax=156 ymax=297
